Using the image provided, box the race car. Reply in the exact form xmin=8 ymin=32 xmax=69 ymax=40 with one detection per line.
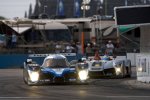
xmin=23 ymin=54 xmax=89 ymax=85
xmin=86 ymin=55 xmax=131 ymax=78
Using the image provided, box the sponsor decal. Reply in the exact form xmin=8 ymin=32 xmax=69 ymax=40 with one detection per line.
xmin=28 ymin=53 xmax=76 ymax=57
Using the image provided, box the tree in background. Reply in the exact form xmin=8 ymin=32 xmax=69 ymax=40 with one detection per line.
xmin=24 ymin=11 xmax=28 ymax=18
xmin=28 ymin=3 xmax=33 ymax=18
xmin=0 ymin=16 xmax=6 ymax=19
xmin=33 ymin=0 xmax=41 ymax=16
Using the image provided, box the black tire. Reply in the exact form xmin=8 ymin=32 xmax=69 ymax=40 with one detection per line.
xmin=23 ymin=74 xmax=32 ymax=85
xmin=122 ymin=66 xmax=125 ymax=78
xmin=124 ymin=61 xmax=132 ymax=78
xmin=23 ymin=71 xmax=35 ymax=86
xmin=127 ymin=64 xmax=132 ymax=78
xmin=23 ymin=67 xmax=37 ymax=86
xmin=26 ymin=77 xmax=33 ymax=86
xmin=23 ymin=69 xmax=27 ymax=84
xmin=23 ymin=76 xmax=27 ymax=84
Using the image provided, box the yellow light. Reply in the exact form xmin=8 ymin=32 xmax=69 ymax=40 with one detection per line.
xmin=95 ymin=64 xmax=100 ymax=67
xmin=78 ymin=70 xmax=88 ymax=81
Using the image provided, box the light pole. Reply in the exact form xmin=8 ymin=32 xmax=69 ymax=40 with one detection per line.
xmin=97 ymin=0 xmax=103 ymax=49
xmin=143 ymin=0 xmax=147 ymax=4
xmin=81 ymin=0 xmax=91 ymax=17
xmin=80 ymin=0 xmax=91 ymax=55
xmin=125 ymin=0 xmax=128 ymax=6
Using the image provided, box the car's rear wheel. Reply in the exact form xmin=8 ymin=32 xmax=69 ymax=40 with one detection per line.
xmin=126 ymin=64 xmax=132 ymax=77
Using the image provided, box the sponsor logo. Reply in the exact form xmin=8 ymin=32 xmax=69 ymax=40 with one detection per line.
xmin=28 ymin=53 xmax=76 ymax=57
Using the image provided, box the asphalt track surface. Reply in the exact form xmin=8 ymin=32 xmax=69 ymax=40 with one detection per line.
xmin=0 ymin=69 xmax=150 ymax=100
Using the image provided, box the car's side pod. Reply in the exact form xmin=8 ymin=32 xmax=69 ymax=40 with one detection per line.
xmin=75 ymin=63 xmax=88 ymax=72
xmin=24 ymin=59 xmax=40 ymax=71
xmin=24 ymin=59 xmax=33 ymax=67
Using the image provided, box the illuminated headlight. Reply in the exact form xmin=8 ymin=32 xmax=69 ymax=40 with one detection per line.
xmin=115 ymin=67 xmax=121 ymax=74
xmin=137 ymin=67 xmax=142 ymax=72
xmin=78 ymin=70 xmax=88 ymax=81
xmin=29 ymin=71 xmax=39 ymax=82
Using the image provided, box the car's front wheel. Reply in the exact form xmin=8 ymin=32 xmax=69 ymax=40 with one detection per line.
xmin=125 ymin=65 xmax=132 ymax=78
xmin=23 ymin=73 xmax=36 ymax=86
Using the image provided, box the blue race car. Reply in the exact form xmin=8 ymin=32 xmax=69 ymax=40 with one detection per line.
xmin=23 ymin=54 xmax=89 ymax=85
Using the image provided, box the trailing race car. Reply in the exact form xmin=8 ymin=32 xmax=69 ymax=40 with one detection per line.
xmin=23 ymin=54 xmax=89 ymax=85
xmin=86 ymin=54 xmax=131 ymax=78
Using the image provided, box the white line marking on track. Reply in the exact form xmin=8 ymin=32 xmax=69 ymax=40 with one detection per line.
xmin=0 ymin=97 xmax=42 ymax=99
xmin=1 ymin=96 xmax=150 ymax=99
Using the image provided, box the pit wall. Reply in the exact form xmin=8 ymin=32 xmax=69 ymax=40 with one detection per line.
xmin=136 ymin=25 xmax=150 ymax=83
xmin=0 ymin=53 xmax=82 ymax=69
xmin=127 ymin=53 xmax=139 ymax=67
xmin=0 ymin=53 xmax=138 ymax=68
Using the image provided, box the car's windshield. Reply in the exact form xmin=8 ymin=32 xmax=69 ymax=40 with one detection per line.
xmin=92 ymin=62 xmax=103 ymax=66
xmin=42 ymin=58 xmax=70 ymax=68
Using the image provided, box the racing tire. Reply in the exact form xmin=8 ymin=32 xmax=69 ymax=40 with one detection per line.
xmin=23 ymin=76 xmax=27 ymax=84
xmin=126 ymin=65 xmax=132 ymax=78
xmin=23 ymin=70 xmax=28 ymax=84
xmin=23 ymin=73 xmax=35 ymax=86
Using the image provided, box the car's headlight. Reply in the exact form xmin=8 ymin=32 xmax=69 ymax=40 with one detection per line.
xmin=114 ymin=63 xmax=123 ymax=75
xmin=29 ymin=71 xmax=39 ymax=82
xmin=137 ymin=67 xmax=142 ymax=72
xmin=78 ymin=70 xmax=88 ymax=81
xmin=115 ymin=66 xmax=122 ymax=75
xmin=115 ymin=67 xmax=122 ymax=75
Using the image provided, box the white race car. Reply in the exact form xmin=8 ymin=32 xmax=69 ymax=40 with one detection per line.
xmin=85 ymin=56 xmax=131 ymax=78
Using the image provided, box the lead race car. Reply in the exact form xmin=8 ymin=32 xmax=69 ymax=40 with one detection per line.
xmin=23 ymin=54 xmax=89 ymax=85
xmin=85 ymin=53 xmax=132 ymax=78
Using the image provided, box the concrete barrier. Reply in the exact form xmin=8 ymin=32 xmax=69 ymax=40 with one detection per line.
xmin=127 ymin=53 xmax=139 ymax=67
xmin=136 ymin=54 xmax=150 ymax=83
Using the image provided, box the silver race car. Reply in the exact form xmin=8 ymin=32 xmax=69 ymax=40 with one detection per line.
xmin=86 ymin=56 xmax=131 ymax=78
xmin=23 ymin=54 xmax=89 ymax=85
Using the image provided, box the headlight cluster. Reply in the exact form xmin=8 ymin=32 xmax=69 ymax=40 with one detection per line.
xmin=115 ymin=67 xmax=121 ymax=74
xmin=137 ymin=67 xmax=142 ymax=72
xmin=115 ymin=64 xmax=122 ymax=75
xmin=78 ymin=70 xmax=88 ymax=81
xmin=29 ymin=71 xmax=39 ymax=82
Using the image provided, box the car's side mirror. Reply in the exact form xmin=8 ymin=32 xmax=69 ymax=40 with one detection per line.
xmin=26 ymin=59 xmax=32 ymax=63
xmin=81 ymin=57 xmax=87 ymax=61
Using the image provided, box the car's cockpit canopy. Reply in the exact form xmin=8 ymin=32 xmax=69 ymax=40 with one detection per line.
xmin=42 ymin=55 xmax=70 ymax=68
